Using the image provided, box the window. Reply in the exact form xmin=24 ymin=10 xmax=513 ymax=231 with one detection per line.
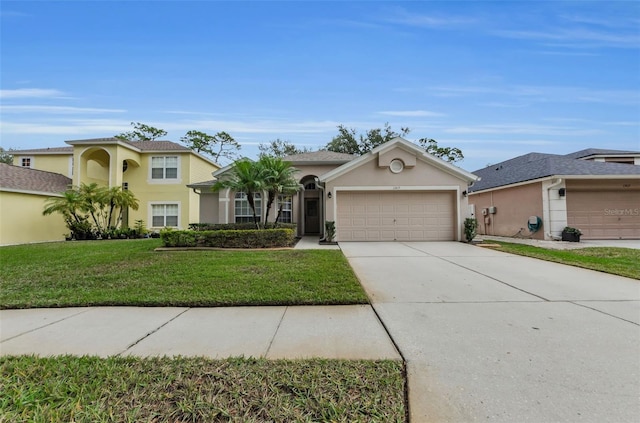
xmin=235 ymin=192 xmax=262 ymax=223
xmin=21 ymin=157 xmax=32 ymax=168
xmin=152 ymin=203 xmax=179 ymax=227
xmin=277 ymin=195 xmax=293 ymax=223
xmin=151 ymin=156 xmax=178 ymax=180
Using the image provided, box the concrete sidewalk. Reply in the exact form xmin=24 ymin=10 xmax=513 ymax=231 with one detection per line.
xmin=0 ymin=305 xmax=401 ymax=360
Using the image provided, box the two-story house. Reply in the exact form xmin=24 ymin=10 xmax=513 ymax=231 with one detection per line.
xmin=1 ymin=137 xmax=219 ymax=245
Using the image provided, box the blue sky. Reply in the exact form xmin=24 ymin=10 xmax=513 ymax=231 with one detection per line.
xmin=1 ymin=0 xmax=639 ymax=170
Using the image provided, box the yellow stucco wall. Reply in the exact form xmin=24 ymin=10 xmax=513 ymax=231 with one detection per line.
xmin=0 ymin=191 xmax=67 ymax=245
xmin=13 ymin=154 xmax=72 ymax=178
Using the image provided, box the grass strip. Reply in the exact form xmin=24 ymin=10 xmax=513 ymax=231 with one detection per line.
xmin=0 ymin=355 xmax=406 ymax=422
xmin=491 ymin=242 xmax=640 ymax=280
xmin=0 ymin=239 xmax=368 ymax=309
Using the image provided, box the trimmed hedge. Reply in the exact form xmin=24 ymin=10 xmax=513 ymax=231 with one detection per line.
xmin=189 ymin=223 xmax=297 ymax=231
xmin=161 ymin=228 xmax=296 ymax=249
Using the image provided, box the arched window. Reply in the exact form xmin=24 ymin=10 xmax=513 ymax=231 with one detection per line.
xmin=234 ymin=192 xmax=262 ymax=223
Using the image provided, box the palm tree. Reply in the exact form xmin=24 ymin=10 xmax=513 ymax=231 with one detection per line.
xmin=212 ymin=159 xmax=266 ymax=229
xmin=42 ymin=188 xmax=85 ymax=226
xmin=105 ymin=186 xmax=140 ymax=229
xmin=259 ymin=156 xmax=300 ymax=227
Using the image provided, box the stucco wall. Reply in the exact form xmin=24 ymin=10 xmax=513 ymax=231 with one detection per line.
xmin=13 ymin=154 xmax=72 ymax=177
xmin=469 ymin=182 xmax=544 ymax=239
xmin=0 ymin=191 xmax=67 ymax=245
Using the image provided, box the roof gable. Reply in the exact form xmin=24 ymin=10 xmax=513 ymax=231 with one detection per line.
xmin=320 ymin=137 xmax=478 ymax=183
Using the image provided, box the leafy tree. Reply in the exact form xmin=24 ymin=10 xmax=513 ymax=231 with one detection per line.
xmin=115 ymin=122 xmax=167 ymax=142
xmin=180 ymin=130 xmax=241 ymax=164
xmin=212 ymin=160 xmax=265 ymax=229
xmin=258 ymin=156 xmax=300 ymax=226
xmin=325 ymin=123 xmax=410 ymax=155
xmin=417 ymin=138 xmax=464 ymax=163
xmin=0 ymin=147 xmax=14 ymax=164
xmin=258 ymin=139 xmax=311 ymax=158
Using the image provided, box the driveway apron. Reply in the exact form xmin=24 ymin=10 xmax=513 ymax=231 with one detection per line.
xmin=341 ymin=241 xmax=640 ymax=423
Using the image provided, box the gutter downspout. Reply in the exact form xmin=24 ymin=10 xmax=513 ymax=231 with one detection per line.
xmin=545 ymin=178 xmax=563 ymax=240
xmin=315 ymin=177 xmax=325 ymax=240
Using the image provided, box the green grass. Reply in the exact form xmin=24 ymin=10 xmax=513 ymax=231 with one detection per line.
xmin=0 ymin=239 xmax=369 ymax=309
xmin=0 ymin=355 xmax=406 ymax=422
xmin=492 ymin=242 xmax=640 ymax=280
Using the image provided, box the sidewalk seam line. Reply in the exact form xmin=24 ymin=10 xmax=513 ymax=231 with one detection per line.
xmin=118 ymin=308 xmax=190 ymax=356
xmin=264 ymin=306 xmax=288 ymax=358
xmin=1 ymin=307 xmax=92 ymax=343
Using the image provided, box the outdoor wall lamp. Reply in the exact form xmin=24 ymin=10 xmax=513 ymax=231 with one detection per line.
xmin=327 ymin=192 xmax=332 ymax=199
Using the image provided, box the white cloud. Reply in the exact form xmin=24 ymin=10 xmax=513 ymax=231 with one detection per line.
xmin=0 ymin=105 xmax=126 ymax=114
xmin=378 ymin=110 xmax=446 ymax=117
xmin=0 ymin=88 xmax=66 ymax=99
xmin=444 ymin=123 xmax=603 ymax=137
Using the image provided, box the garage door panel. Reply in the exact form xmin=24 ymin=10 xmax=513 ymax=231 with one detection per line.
xmin=337 ymin=191 xmax=456 ymax=241
xmin=567 ymin=190 xmax=640 ymax=239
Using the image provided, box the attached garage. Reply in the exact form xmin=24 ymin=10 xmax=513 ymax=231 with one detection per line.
xmin=567 ymin=189 xmax=640 ymax=239
xmin=336 ymin=190 xmax=456 ymax=241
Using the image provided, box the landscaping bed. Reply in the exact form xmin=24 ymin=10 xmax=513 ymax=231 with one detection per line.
xmin=0 ymin=355 xmax=406 ymax=422
xmin=161 ymin=228 xmax=296 ymax=248
xmin=0 ymin=239 xmax=368 ymax=309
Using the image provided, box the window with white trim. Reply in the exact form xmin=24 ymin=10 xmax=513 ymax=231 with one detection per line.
xmin=235 ymin=192 xmax=262 ymax=223
xmin=21 ymin=157 xmax=32 ymax=168
xmin=277 ymin=195 xmax=293 ymax=223
xmin=151 ymin=156 xmax=178 ymax=180
xmin=152 ymin=203 xmax=179 ymax=227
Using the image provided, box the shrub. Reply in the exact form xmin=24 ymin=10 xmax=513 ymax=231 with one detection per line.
xmin=161 ymin=229 xmax=295 ymax=248
xmin=189 ymin=223 xmax=296 ymax=231
xmin=464 ymin=217 xmax=478 ymax=242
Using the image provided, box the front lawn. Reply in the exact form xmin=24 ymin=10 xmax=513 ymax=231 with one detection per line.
xmin=0 ymin=239 xmax=368 ymax=309
xmin=491 ymin=242 xmax=640 ymax=280
xmin=0 ymin=355 xmax=406 ymax=422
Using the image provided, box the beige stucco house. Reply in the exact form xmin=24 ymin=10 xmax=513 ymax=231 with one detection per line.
xmin=468 ymin=148 xmax=640 ymax=240
xmin=2 ymin=138 xmax=219 ymax=245
xmin=189 ymin=137 xmax=479 ymax=242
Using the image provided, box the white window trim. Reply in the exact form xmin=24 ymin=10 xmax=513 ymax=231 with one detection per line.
xmin=148 ymin=201 xmax=181 ymax=229
xmin=234 ymin=192 xmax=262 ymax=223
xmin=20 ymin=156 xmax=34 ymax=168
xmin=277 ymin=194 xmax=293 ymax=223
xmin=148 ymin=155 xmax=181 ymax=184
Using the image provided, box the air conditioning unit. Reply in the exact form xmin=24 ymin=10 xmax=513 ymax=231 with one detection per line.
xmin=488 ymin=206 xmax=497 ymax=214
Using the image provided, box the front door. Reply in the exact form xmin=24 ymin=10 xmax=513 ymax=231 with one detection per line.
xmin=304 ymin=198 xmax=320 ymax=234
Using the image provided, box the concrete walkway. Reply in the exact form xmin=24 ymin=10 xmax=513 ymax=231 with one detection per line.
xmin=0 ymin=305 xmax=400 ymax=360
xmin=341 ymin=241 xmax=640 ymax=423
xmin=480 ymin=235 xmax=640 ymax=250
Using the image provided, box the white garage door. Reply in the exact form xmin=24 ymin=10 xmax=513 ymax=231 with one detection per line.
xmin=567 ymin=190 xmax=640 ymax=239
xmin=336 ymin=191 xmax=456 ymax=241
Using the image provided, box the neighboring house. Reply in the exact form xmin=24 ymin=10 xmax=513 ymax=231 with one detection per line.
xmin=4 ymin=138 xmax=219 ymax=244
xmin=0 ymin=163 xmax=71 ymax=245
xmin=189 ymin=137 xmax=478 ymax=242
xmin=468 ymin=148 xmax=640 ymax=240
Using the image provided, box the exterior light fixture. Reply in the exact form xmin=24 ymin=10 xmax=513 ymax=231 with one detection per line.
xmin=327 ymin=192 xmax=332 ymax=199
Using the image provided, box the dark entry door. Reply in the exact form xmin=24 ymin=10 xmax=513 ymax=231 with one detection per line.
xmin=304 ymin=198 xmax=320 ymax=234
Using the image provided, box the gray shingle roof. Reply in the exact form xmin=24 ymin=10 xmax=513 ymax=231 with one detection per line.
xmin=10 ymin=146 xmax=73 ymax=154
xmin=11 ymin=138 xmax=192 ymax=155
xmin=0 ymin=163 xmax=72 ymax=194
xmin=563 ymin=148 xmax=640 ymax=160
xmin=283 ymin=150 xmax=357 ymax=163
xmin=470 ymin=150 xmax=640 ymax=192
xmin=186 ymin=179 xmax=216 ymax=188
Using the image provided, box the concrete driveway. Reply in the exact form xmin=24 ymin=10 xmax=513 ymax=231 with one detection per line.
xmin=340 ymin=242 xmax=640 ymax=423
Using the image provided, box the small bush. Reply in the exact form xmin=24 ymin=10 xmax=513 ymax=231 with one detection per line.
xmin=464 ymin=217 xmax=478 ymax=242
xmin=189 ymin=223 xmax=296 ymax=231
xmin=161 ymin=229 xmax=295 ymax=248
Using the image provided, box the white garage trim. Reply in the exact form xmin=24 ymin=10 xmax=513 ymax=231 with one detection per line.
xmin=332 ymin=185 xmax=462 ymax=241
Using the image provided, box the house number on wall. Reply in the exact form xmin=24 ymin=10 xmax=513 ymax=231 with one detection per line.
xmin=393 ymin=186 xmax=401 ymax=190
